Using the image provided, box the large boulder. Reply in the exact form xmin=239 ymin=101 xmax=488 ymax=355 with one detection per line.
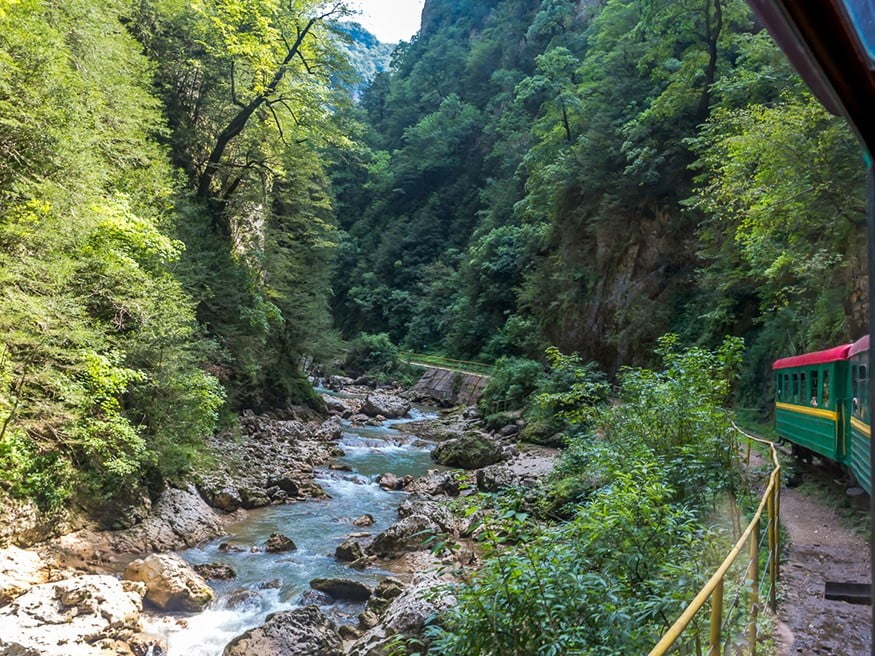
xmin=476 ymin=463 xmax=519 ymax=492
xmin=397 ymin=496 xmax=458 ymax=534
xmin=264 ymin=532 xmax=297 ymax=553
xmin=123 ymin=553 xmax=213 ymax=612
xmin=0 ymin=545 xmax=48 ymax=606
xmin=0 ymin=575 xmax=144 ymax=656
xmin=362 ymin=394 xmax=411 ymax=419
xmin=430 ymin=433 xmax=504 ymax=469
xmin=193 ymin=563 xmax=237 ymax=581
xmin=367 ymin=516 xmax=440 ymax=558
xmin=404 ymin=470 xmax=460 ymax=497
xmin=309 ymin=578 xmax=372 ymax=602
xmin=349 ymin=577 xmax=454 ymax=656
xmin=223 ymin=606 xmax=343 ymax=656
xmin=335 ymin=540 xmax=365 ymax=563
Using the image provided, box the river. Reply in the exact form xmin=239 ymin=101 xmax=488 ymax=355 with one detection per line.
xmin=143 ymin=396 xmax=439 ymax=656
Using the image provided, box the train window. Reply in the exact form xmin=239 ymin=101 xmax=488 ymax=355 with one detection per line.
xmin=810 ymin=370 xmax=819 ymax=405
xmin=792 ymin=373 xmax=799 ymax=402
xmin=861 ymin=365 xmax=869 ymax=421
xmin=800 ymin=372 xmax=807 ymax=403
xmin=822 ymin=370 xmax=830 ymax=407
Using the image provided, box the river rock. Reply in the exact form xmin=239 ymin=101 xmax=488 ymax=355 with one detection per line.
xmin=397 ymin=496 xmax=458 ymax=534
xmin=476 ymin=463 xmax=518 ymax=492
xmin=225 ymin=589 xmax=263 ymax=611
xmin=0 ymin=545 xmax=49 ymax=606
xmin=224 ymin=606 xmax=343 ymax=656
xmin=327 ymin=375 xmax=355 ymax=390
xmin=404 ymin=470 xmax=460 ymax=497
xmin=362 ymin=394 xmax=410 ymax=419
xmin=210 ymin=487 xmax=244 ymax=512
xmin=376 ymin=473 xmax=404 ymax=490
xmin=430 ymin=433 xmax=504 ymax=469
xmin=129 ymin=631 xmax=168 ymax=656
xmin=349 ymin=576 xmax=454 ymax=656
xmin=335 ymin=540 xmax=365 ymax=563
xmin=362 ymin=578 xmax=405 ymax=618
xmin=0 ymin=575 xmax=144 ymax=656
xmin=310 ymin=578 xmax=372 ymax=602
xmin=240 ymin=487 xmax=271 ymax=509
xmin=257 ymin=578 xmax=283 ymax=590
xmin=352 ymin=514 xmax=375 ymax=527
xmin=264 ymin=532 xmax=297 ymax=553
xmin=193 ymin=563 xmax=237 ymax=581
xmin=267 ymin=475 xmax=300 ymax=496
xmin=367 ymin=515 xmax=440 ymax=558
xmin=123 ymin=553 xmax=213 ymax=612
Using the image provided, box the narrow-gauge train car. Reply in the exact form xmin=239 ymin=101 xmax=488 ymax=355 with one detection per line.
xmin=773 ymin=336 xmax=871 ymax=494
xmin=848 ymin=335 xmax=871 ymax=493
xmin=773 ymin=343 xmax=852 ymax=463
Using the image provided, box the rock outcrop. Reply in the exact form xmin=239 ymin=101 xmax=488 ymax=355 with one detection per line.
xmin=195 ymin=413 xmax=345 ymax=516
xmin=430 ymin=433 xmax=505 ymax=469
xmin=362 ymin=394 xmax=411 ymax=419
xmin=0 ymin=575 xmax=144 ymax=656
xmin=123 ymin=553 xmax=213 ymax=612
xmin=411 ymin=368 xmax=488 ymax=405
xmin=367 ymin=515 xmax=440 ymax=558
xmin=309 ymin=577 xmax=372 ymax=602
xmin=223 ymin=606 xmax=343 ymax=656
xmin=44 ymin=485 xmax=225 ymax=568
xmin=0 ymin=545 xmax=49 ymax=606
xmin=349 ymin=576 xmax=454 ymax=656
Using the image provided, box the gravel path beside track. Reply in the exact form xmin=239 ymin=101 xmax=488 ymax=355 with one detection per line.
xmin=775 ymin=476 xmax=870 ymax=655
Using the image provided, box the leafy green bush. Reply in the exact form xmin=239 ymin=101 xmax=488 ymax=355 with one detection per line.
xmin=344 ymin=332 xmax=400 ymax=377
xmin=477 ymin=357 xmax=544 ymax=414
xmin=422 ymin=336 xmax=745 ymax=655
xmin=523 ymin=347 xmax=609 ymax=445
xmin=428 ymin=456 xmax=711 ymax=655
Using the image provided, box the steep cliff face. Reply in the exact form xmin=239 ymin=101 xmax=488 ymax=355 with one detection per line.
xmin=527 ymin=197 xmax=696 ymax=373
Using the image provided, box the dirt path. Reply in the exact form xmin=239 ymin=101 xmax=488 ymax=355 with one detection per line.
xmin=774 ymin=479 xmax=871 ymax=655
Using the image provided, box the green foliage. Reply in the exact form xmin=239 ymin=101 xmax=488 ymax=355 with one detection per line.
xmin=523 ymin=347 xmax=610 ymax=445
xmin=428 ymin=458 xmax=711 ymax=655
xmin=343 ymin=333 xmax=401 ymax=377
xmin=424 ymin=337 xmax=745 ymax=655
xmin=477 ymin=357 xmax=544 ymax=414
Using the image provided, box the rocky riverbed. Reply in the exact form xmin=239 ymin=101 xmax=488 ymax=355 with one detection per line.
xmin=0 ymin=378 xmax=558 ymax=656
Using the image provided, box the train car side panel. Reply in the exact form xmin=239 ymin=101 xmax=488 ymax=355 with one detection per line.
xmin=848 ymin=336 xmax=871 ymax=493
xmin=773 ymin=357 xmax=848 ymax=463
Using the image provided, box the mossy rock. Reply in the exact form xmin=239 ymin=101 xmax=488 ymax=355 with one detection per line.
xmin=430 ymin=433 xmax=504 ymax=469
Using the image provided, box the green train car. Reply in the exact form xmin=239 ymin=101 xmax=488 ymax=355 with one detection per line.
xmin=773 ymin=335 xmax=870 ymax=494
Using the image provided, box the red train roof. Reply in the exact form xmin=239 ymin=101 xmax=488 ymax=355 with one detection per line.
xmin=849 ymin=334 xmax=870 ymax=358
xmin=772 ymin=343 xmax=852 ymax=370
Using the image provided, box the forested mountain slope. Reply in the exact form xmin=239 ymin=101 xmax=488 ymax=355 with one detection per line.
xmin=332 ymin=0 xmax=867 ymax=402
xmin=0 ymin=0 xmax=387 ymax=514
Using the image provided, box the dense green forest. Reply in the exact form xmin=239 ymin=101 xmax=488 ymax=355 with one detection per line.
xmin=0 ymin=0 xmax=866 ymax=515
xmin=332 ymin=0 xmax=867 ymax=405
xmin=0 ymin=0 xmax=384 ymax=511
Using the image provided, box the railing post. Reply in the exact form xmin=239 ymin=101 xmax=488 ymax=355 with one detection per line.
xmin=768 ymin=481 xmax=778 ymax=612
xmin=749 ymin=517 xmax=760 ymax=656
xmin=709 ymin=578 xmax=724 ymax=656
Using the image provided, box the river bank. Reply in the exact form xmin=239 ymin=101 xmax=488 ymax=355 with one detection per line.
xmin=0 ymin=376 xmax=558 ymax=656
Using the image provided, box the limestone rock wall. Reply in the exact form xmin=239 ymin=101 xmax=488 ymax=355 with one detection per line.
xmin=412 ymin=367 xmax=488 ymax=405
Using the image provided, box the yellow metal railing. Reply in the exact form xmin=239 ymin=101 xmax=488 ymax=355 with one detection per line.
xmin=649 ymin=423 xmax=781 ymax=656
